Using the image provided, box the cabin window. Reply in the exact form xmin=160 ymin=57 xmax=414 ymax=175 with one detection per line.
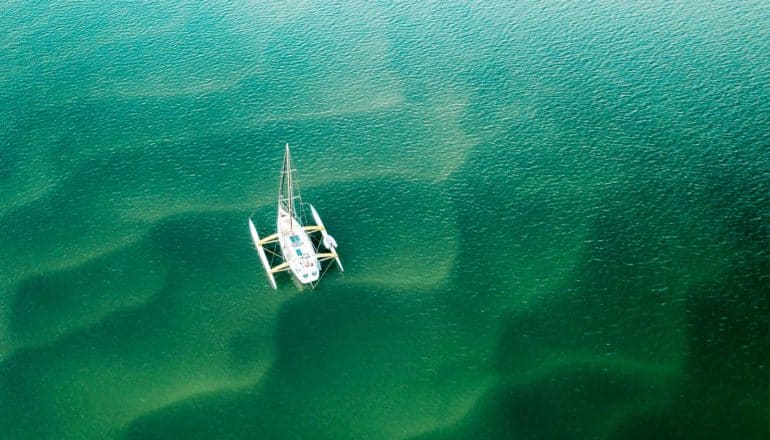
xmin=296 ymin=249 xmax=303 ymax=256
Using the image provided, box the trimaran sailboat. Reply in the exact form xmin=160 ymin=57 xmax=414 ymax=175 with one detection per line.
xmin=248 ymin=143 xmax=343 ymax=289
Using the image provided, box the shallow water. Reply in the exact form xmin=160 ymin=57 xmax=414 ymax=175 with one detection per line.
xmin=2 ymin=1 xmax=769 ymax=439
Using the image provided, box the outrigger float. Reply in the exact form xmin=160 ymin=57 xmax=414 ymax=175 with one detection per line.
xmin=248 ymin=143 xmax=343 ymax=289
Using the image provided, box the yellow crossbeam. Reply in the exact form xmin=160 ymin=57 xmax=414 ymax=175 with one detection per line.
xmin=259 ymin=233 xmax=279 ymax=245
xmin=270 ymin=262 xmax=290 ymax=273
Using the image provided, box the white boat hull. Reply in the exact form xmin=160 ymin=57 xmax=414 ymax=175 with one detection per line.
xmin=249 ymin=219 xmax=277 ymax=289
xmin=310 ymin=204 xmax=343 ymax=272
xmin=277 ymin=207 xmax=320 ymax=284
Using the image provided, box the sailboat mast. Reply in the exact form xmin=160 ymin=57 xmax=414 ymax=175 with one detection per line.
xmin=278 ymin=143 xmax=297 ymax=230
xmin=286 ymin=143 xmax=294 ymax=218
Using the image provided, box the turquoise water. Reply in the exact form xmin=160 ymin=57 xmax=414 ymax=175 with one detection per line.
xmin=2 ymin=1 xmax=769 ymax=438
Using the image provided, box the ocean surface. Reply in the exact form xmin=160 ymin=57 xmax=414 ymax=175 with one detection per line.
xmin=2 ymin=1 xmax=769 ymax=439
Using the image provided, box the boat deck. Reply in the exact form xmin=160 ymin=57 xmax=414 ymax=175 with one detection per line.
xmin=277 ymin=208 xmax=319 ymax=283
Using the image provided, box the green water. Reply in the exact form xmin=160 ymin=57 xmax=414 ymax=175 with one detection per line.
xmin=2 ymin=1 xmax=769 ymax=439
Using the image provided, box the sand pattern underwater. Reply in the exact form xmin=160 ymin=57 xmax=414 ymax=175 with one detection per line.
xmin=1 ymin=1 xmax=769 ymax=439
